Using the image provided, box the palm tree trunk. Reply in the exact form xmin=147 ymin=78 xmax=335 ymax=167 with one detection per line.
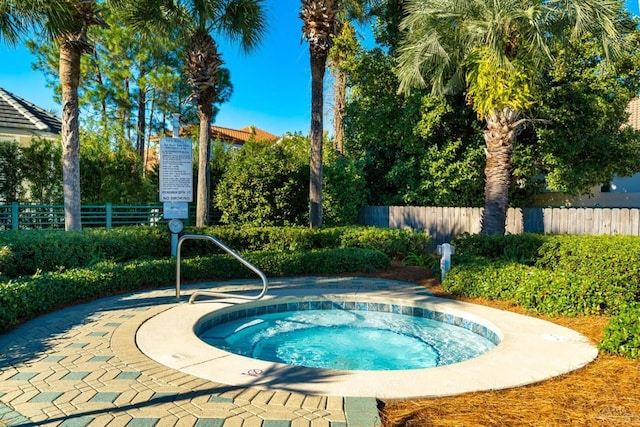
xmin=187 ymin=31 xmax=221 ymax=228
xmin=309 ymin=48 xmax=327 ymax=228
xmin=59 ymin=42 xmax=82 ymax=231
xmin=481 ymin=108 xmax=518 ymax=235
xmin=196 ymin=105 xmax=211 ymax=227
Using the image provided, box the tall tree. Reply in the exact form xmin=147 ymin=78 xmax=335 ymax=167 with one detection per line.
xmin=329 ymin=21 xmax=359 ymax=154
xmin=1 ymin=0 xmax=107 ymax=230
xmin=300 ymin=0 xmax=337 ymax=228
xmin=397 ymin=0 xmax=620 ymax=235
xmin=27 ymin=8 xmax=199 ymax=172
xmin=120 ymin=0 xmax=266 ymax=227
xmin=300 ymin=0 xmax=378 ymax=228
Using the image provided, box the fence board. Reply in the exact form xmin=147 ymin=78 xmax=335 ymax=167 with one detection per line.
xmin=631 ymin=209 xmax=640 ymax=236
xmin=620 ymin=209 xmax=630 ymax=235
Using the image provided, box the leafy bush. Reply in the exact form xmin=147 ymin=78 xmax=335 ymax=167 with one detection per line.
xmin=336 ymin=227 xmax=428 ymax=259
xmin=599 ymin=303 xmax=640 ymax=359
xmin=443 ymin=260 xmax=523 ymax=300
xmin=215 ymin=140 xmax=310 ymax=226
xmin=0 ymin=228 xmax=170 ymax=277
xmin=322 ymin=153 xmax=368 ymax=226
xmin=445 ymin=237 xmax=638 ymax=316
xmin=0 ymin=225 xmax=424 ymax=279
xmin=0 ymin=247 xmax=390 ymax=332
xmin=185 ymin=225 xmax=429 ymax=260
xmin=451 ymin=233 xmax=546 ymax=264
xmin=445 ymin=233 xmax=640 ymax=358
xmin=534 ymin=235 xmax=640 ymax=302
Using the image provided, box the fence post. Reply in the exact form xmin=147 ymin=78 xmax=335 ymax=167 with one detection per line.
xmin=106 ymin=203 xmax=112 ymax=229
xmin=11 ymin=202 xmax=19 ymax=230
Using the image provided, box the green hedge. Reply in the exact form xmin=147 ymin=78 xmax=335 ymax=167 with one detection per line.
xmin=186 ymin=225 xmax=428 ymax=259
xmin=445 ymin=261 xmax=615 ymax=316
xmin=0 ymin=247 xmax=390 ymax=333
xmin=599 ymin=302 xmax=640 ymax=360
xmin=0 ymin=225 xmax=426 ymax=279
xmin=0 ymin=227 xmax=170 ymax=277
xmin=447 ymin=233 xmax=640 ymax=359
xmin=451 ymin=233 xmax=546 ymax=264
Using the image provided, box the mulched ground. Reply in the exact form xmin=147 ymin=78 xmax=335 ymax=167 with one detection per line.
xmin=363 ymin=262 xmax=640 ymax=427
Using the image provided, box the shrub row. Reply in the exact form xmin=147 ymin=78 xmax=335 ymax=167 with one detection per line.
xmin=447 ymin=233 xmax=640 ymax=359
xmin=0 ymin=247 xmax=390 ymax=333
xmin=184 ymin=225 xmax=428 ymax=259
xmin=0 ymin=227 xmax=169 ymax=277
xmin=0 ymin=226 xmax=426 ymax=279
xmin=600 ymin=303 xmax=640 ymax=359
xmin=445 ymin=261 xmax=623 ymax=317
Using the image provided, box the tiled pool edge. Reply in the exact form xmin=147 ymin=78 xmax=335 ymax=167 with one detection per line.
xmin=195 ymin=298 xmax=502 ymax=347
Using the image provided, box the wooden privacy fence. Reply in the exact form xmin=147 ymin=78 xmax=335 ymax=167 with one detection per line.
xmin=360 ymin=206 xmax=640 ymax=245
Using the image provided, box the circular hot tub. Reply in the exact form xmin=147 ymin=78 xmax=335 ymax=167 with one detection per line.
xmin=196 ymin=298 xmax=500 ymax=371
xmin=136 ymin=277 xmax=598 ymax=398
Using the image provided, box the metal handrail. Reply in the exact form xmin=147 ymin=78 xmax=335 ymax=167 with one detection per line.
xmin=175 ymin=234 xmax=268 ymax=303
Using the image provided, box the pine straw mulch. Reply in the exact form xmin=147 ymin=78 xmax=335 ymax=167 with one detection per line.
xmin=360 ymin=262 xmax=640 ymax=427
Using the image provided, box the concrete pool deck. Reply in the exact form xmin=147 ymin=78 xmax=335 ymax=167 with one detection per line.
xmin=0 ymin=277 xmax=598 ymax=426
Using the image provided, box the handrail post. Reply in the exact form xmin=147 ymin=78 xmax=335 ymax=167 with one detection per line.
xmin=176 ymin=236 xmax=185 ymax=301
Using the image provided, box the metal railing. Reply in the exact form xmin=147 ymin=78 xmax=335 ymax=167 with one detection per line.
xmin=0 ymin=203 xmax=190 ymax=230
xmin=175 ymin=234 xmax=268 ymax=303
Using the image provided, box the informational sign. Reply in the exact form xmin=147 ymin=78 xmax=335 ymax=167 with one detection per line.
xmin=163 ymin=202 xmax=189 ymax=219
xmin=159 ymin=137 xmax=193 ymax=203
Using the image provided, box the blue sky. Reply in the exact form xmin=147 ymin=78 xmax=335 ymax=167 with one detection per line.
xmin=0 ymin=1 xmax=638 ymax=137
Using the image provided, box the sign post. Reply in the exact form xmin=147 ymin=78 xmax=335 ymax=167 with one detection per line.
xmin=159 ymin=135 xmax=192 ymax=256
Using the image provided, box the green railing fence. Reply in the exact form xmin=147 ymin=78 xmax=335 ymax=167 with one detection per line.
xmin=0 ymin=203 xmax=198 ymax=230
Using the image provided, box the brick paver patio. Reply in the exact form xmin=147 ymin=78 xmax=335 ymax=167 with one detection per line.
xmin=0 ymin=278 xmax=401 ymax=427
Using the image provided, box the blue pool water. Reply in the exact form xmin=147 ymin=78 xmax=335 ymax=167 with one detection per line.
xmin=199 ymin=306 xmax=498 ymax=371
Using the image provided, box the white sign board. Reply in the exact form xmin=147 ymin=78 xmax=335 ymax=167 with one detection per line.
xmin=159 ymin=137 xmax=193 ymax=203
xmin=163 ymin=202 xmax=189 ymax=219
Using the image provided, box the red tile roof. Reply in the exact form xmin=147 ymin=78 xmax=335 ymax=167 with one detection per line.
xmin=626 ymin=98 xmax=640 ymax=130
xmin=177 ymin=124 xmax=278 ymax=144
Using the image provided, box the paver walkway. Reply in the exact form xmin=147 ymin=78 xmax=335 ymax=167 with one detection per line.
xmin=0 ymin=278 xmax=414 ymax=427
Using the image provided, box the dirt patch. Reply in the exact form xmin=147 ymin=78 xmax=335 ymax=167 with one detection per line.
xmin=369 ymin=263 xmax=640 ymax=427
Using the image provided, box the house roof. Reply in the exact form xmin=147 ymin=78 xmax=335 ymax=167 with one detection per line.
xmin=0 ymin=88 xmax=61 ymax=135
xmin=224 ymin=125 xmax=279 ymax=143
xmin=627 ymin=98 xmax=640 ymax=131
xmin=176 ymin=123 xmax=279 ymax=144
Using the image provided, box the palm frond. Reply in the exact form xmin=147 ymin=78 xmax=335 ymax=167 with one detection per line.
xmin=217 ymin=0 xmax=267 ymax=52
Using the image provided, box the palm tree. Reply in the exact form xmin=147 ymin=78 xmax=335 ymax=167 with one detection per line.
xmin=300 ymin=0 xmax=378 ymax=227
xmin=121 ymin=0 xmax=266 ymax=227
xmin=1 ymin=0 xmax=107 ymax=231
xmin=0 ymin=1 xmax=23 ymax=45
xmin=396 ymin=0 xmax=620 ymax=235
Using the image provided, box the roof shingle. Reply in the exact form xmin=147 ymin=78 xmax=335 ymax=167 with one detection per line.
xmin=0 ymin=88 xmax=61 ymax=135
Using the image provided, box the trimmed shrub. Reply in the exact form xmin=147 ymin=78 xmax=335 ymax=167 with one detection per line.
xmin=534 ymin=235 xmax=640 ymax=305
xmin=0 ymin=248 xmax=390 ymax=333
xmin=446 ymin=233 xmax=640 ymax=358
xmin=600 ymin=302 xmax=640 ymax=359
xmin=0 ymin=227 xmax=170 ymax=278
xmin=442 ymin=260 xmax=522 ymax=300
xmin=451 ymin=233 xmax=546 ymax=264
xmin=185 ymin=225 xmax=429 ymax=260
xmin=0 ymin=226 xmax=424 ymax=279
